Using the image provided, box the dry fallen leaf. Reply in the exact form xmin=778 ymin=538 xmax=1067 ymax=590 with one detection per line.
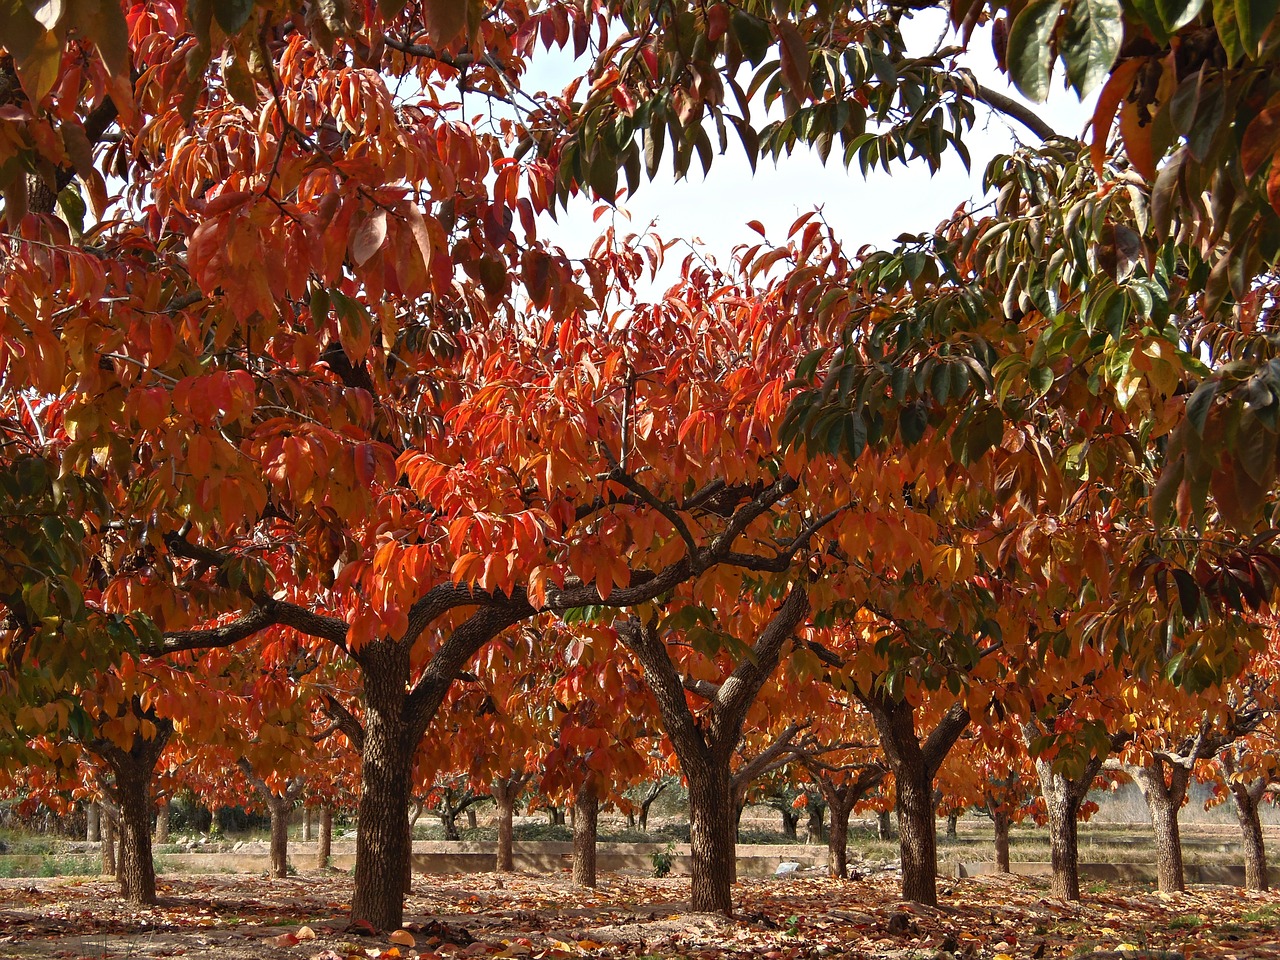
xmin=298 ymin=925 xmax=318 ymax=940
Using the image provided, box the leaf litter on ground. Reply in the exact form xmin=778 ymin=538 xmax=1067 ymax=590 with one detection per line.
xmin=0 ymin=870 xmax=1277 ymax=958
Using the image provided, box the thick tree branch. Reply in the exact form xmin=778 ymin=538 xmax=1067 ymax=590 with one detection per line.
xmin=973 ymin=83 xmax=1059 ymax=142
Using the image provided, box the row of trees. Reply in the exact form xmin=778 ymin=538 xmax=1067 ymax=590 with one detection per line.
xmin=5 ymin=0 xmax=1280 ymax=930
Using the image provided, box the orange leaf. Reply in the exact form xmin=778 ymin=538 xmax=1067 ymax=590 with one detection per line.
xmin=1090 ymin=58 xmax=1142 ymax=177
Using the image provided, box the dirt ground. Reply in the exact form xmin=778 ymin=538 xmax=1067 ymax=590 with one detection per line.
xmin=1 ymin=870 xmax=1278 ymax=960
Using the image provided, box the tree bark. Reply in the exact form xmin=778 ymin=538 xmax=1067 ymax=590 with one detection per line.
xmin=466 ymin=807 xmax=478 ymax=830
xmin=491 ymin=776 xmax=524 ymax=873
xmin=895 ymin=753 xmax=938 ymax=904
xmin=878 ymin=809 xmax=895 ymax=840
xmin=779 ymin=808 xmax=798 ymax=840
xmin=317 ymin=806 xmax=332 ymax=869
xmin=115 ymin=764 xmax=159 ymax=904
xmin=806 ymin=804 xmax=824 ymax=844
xmin=993 ymin=810 xmax=1011 ymax=874
xmin=1127 ymin=760 xmax=1190 ymax=895
xmin=268 ymin=798 xmax=290 ymax=879
xmin=101 ymin=809 xmax=117 ymax=875
xmin=572 ymin=782 xmax=599 ymax=888
xmin=439 ymin=808 xmax=461 ymax=840
xmin=860 ymin=694 xmax=969 ymax=907
xmin=154 ymin=798 xmax=170 ymax=844
xmin=1025 ymin=721 xmax=1106 ymax=902
xmin=828 ymin=803 xmax=850 ymax=879
xmin=945 ymin=813 xmax=958 ymax=837
xmin=687 ymin=763 xmax=737 ymax=914
xmin=350 ymin=643 xmax=417 ymax=930
xmin=94 ymin=714 xmax=172 ymax=906
xmin=1231 ymin=780 xmax=1268 ymax=891
xmin=303 ymin=806 xmax=313 ymax=843
xmin=87 ymin=802 xmax=101 ymax=843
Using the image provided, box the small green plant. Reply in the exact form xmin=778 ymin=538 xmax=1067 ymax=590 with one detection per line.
xmin=785 ymin=915 xmax=800 ymax=937
xmin=651 ymin=842 xmax=675 ymax=878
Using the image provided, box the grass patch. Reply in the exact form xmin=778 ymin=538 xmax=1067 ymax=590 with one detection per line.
xmin=0 ymin=854 xmax=98 ymax=878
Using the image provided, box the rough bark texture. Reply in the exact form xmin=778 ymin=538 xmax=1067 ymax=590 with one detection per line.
xmin=94 ymin=714 xmax=172 ymax=906
xmin=303 ymin=806 xmax=313 ymax=843
xmin=1231 ymin=780 xmax=1269 ymax=891
xmin=877 ymin=810 xmax=895 ymax=840
xmin=895 ymin=755 xmax=938 ymax=905
xmin=268 ymin=799 xmax=290 ymax=879
xmin=572 ymin=783 xmax=599 ymax=888
xmin=827 ymin=805 xmax=850 ymax=879
xmin=860 ymin=694 xmax=969 ymax=907
xmin=945 ymin=813 xmax=958 ymax=837
xmin=687 ymin=765 xmax=738 ymax=913
xmin=806 ymin=805 xmax=825 ymax=844
xmin=1126 ymin=760 xmax=1191 ymax=895
xmin=154 ymin=799 xmax=170 ymax=844
xmin=86 ymin=803 xmax=100 ymax=843
xmin=993 ymin=810 xmax=1011 ymax=874
xmin=466 ymin=808 xmax=478 ymax=830
xmin=351 ymin=643 xmax=418 ymax=930
xmin=1025 ymin=721 xmax=1106 ymax=902
xmin=100 ymin=810 xmax=117 ymax=875
xmin=491 ymin=774 xmax=529 ymax=873
xmin=618 ymin=585 xmax=811 ymax=915
xmin=317 ymin=806 xmax=333 ymax=869
xmin=779 ymin=808 xmax=798 ymax=840
xmin=115 ymin=765 xmax=158 ymax=905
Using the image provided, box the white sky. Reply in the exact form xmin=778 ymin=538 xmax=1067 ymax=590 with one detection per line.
xmin=520 ymin=8 xmax=1098 ymax=272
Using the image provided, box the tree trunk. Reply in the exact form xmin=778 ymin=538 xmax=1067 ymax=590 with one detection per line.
xmin=350 ymin=649 xmax=417 ymax=930
xmin=466 ymin=808 xmax=478 ymax=830
xmin=806 ymin=805 xmax=824 ymax=844
xmin=639 ymin=798 xmax=655 ymax=832
xmin=895 ymin=755 xmax=939 ymax=906
xmin=547 ymin=806 xmax=564 ymax=826
xmin=1148 ymin=793 xmax=1186 ymax=893
xmin=268 ymin=799 xmax=289 ymax=879
xmin=878 ymin=809 xmax=895 ymax=840
xmin=101 ymin=811 xmax=117 ymax=875
xmin=828 ymin=804 xmax=850 ymax=879
xmin=440 ymin=808 xmax=461 ymax=841
xmin=945 ymin=813 xmax=958 ymax=837
xmin=1043 ymin=785 xmax=1088 ymax=898
xmin=1231 ymin=780 xmax=1268 ymax=891
xmin=687 ymin=763 xmax=737 ymax=914
xmin=317 ymin=806 xmax=332 ymax=869
xmin=115 ymin=766 xmax=158 ymax=905
xmin=993 ymin=810 xmax=1010 ymax=874
xmin=572 ymin=783 xmax=599 ymax=888
xmin=153 ymin=797 xmax=169 ymax=844
xmin=493 ymin=782 xmax=517 ymax=873
xmin=1128 ymin=761 xmax=1189 ymax=895
xmin=780 ymin=808 xmax=798 ymax=840
xmin=1028 ymin=738 xmax=1104 ymax=902
xmin=87 ymin=802 xmax=100 ymax=843
xmin=303 ymin=806 xmax=313 ymax=843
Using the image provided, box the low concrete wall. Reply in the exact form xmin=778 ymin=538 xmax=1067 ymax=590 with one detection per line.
xmin=949 ymin=860 xmax=1280 ymax=886
xmin=408 ymin=842 xmax=827 ymax=877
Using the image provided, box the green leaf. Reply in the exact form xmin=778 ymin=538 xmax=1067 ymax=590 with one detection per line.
xmin=1237 ymin=0 xmax=1280 ymax=57
xmin=1154 ymin=0 xmax=1207 ymax=31
xmin=1185 ymin=379 xmax=1217 ymax=435
xmin=899 ymin=402 xmax=928 ymax=446
xmin=212 ymin=0 xmax=253 ymax=35
xmin=731 ymin=9 xmax=771 ymax=66
xmin=1030 ymin=365 xmax=1055 ymax=395
xmin=1007 ymin=0 xmax=1066 ymax=103
xmin=1213 ymin=0 xmax=1246 ymax=65
xmin=1062 ymin=0 xmax=1124 ymax=96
